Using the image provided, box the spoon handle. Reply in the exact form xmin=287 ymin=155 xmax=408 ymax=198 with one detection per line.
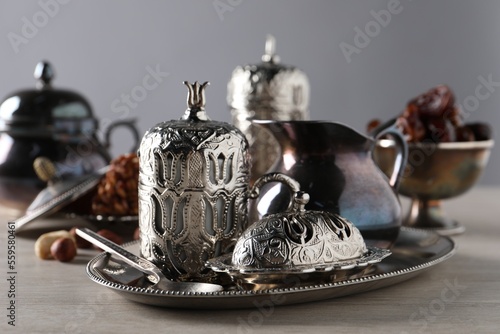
xmin=76 ymin=228 xmax=161 ymax=277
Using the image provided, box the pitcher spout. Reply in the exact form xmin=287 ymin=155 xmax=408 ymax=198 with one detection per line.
xmin=252 ymin=120 xmax=372 ymax=157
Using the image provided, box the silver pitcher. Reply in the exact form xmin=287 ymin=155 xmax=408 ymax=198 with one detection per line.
xmin=251 ymin=120 xmax=408 ymax=249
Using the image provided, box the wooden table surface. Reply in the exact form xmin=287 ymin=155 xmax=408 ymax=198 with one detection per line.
xmin=1 ymin=187 xmax=499 ymax=334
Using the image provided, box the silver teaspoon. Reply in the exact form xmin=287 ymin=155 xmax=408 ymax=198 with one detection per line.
xmin=76 ymin=228 xmax=223 ymax=293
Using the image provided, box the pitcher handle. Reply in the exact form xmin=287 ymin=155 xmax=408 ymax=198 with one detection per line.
xmin=104 ymin=118 xmax=141 ymax=154
xmin=373 ymin=124 xmax=408 ymax=189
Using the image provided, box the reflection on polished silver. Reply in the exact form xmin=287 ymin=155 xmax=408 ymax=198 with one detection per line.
xmin=138 ymin=81 xmax=250 ymax=281
xmin=227 ymin=35 xmax=310 ymax=182
xmin=220 ymin=174 xmax=385 ymax=273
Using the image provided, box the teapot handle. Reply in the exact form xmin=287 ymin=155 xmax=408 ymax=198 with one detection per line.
xmin=104 ymin=119 xmax=141 ymax=154
xmin=373 ymin=124 xmax=408 ymax=189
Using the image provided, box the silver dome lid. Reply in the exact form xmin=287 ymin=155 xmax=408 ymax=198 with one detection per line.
xmin=232 ymin=191 xmax=368 ymax=270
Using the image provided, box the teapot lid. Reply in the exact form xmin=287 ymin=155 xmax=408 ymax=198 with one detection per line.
xmin=0 ymin=61 xmax=97 ymax=139
xmin=227 ymin=35 xmax=310 ymax=118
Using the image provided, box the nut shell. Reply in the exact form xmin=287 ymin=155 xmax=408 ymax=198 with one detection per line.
xmin=50 ymin=237 xmax=77 ymax=262
xmin=34 ymin=230 xmax=75 ymax=260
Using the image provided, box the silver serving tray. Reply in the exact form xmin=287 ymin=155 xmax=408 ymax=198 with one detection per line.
xmin=85 ymin=227 xmax=455 ymax=309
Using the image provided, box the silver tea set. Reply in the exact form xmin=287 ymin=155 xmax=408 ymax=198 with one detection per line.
xmin=4 ymin=36 xmax=407 ymax=288
xmin=136 ymin=36 xmax=405 ymax=284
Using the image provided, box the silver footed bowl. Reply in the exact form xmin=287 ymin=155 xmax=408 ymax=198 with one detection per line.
xmin=374 ymin=139 xmax=494 ymax=235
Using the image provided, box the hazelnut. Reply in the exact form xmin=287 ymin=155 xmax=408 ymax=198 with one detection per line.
xmin=94 ymin=229 xmax=123 ymax=250
xmin=35 ymin=230 xmax=75 ymax=260
xmin=50 ymin=237 xmax=77 ymax=262
xmin=69 ymin=227 xmax=92 ymax=249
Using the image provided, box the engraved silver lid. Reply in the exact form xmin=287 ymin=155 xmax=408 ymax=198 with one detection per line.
xmin=140 ymin=81 xmax=249 ymax=155
xmin=227 ymin=35 xmax=310 ymax=119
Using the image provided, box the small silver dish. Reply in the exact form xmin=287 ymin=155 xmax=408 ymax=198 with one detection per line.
xmin=206 ymin=175 xmax=391 ymax=289
xmin=207 ymin=248 xmax=390 ymax=275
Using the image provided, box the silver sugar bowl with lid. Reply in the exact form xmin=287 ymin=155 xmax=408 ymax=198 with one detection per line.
xmin=138 ymin=81 xmax=250 ymax=281
xmin=227 ymin=35 xmax=310 ymax=183
xmin=207 ymin=173 xmax=391 ymax=290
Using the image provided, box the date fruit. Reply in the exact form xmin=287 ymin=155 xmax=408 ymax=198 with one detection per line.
xmin=378 ymin=85 xmax=493 ymax=143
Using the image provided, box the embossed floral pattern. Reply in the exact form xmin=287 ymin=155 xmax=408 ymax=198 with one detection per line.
xmin=232 ymin=210 xmax=367 ymax=270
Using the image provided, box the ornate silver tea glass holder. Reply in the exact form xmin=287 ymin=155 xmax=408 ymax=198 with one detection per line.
xmin=138 ymin=81 xmax=251 ymax=282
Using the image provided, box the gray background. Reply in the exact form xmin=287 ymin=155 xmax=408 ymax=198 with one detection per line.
xmin=0 ymin=0 xmax=498 ymax=185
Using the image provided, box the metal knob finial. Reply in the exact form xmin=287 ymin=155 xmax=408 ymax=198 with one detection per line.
xmin=183 ymin=81 xmax=209 ymax=110
xmin=292 ymin=191 xmax=310 ymax=212
xmin=34 ymin=61 xmax=54 ymax=89
xmin=182 ymin=81 xmax=210 ymax=121
xmin=262 ymin=34 xmax=280 ymax=64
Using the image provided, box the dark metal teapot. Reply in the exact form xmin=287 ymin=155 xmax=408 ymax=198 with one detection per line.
xmin=250 ymin=120 xmax=407 ymax=249
xmin=0 ymin=61 xmax=139 ymax=210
